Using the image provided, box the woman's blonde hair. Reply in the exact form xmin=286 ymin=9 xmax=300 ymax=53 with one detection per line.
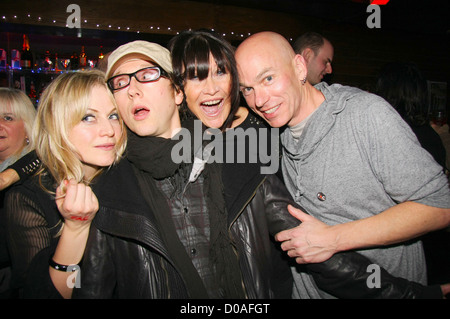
xmin=0 ymin=87 xmax=36 ymax=157
xmin=33 ymin=70 xmax=127 ymax=188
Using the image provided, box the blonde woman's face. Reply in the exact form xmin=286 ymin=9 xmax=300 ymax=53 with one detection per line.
xmin=0 ymin=108 xmax=26 ymax=163
xmin=68 ymin=85 xmax=122 ymax=179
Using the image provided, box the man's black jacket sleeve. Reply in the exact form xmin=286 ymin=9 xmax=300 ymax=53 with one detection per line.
xmin=263 ymin=175 xmax=442 ymax=299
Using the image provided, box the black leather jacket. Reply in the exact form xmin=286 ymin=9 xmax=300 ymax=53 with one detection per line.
xmin=73 ymin=220 xmax=189 ymax=298
xmin=75 ymin=159 xmax=204 ymax=299
xmin=20 ymin=160 xmax=190 ymax=299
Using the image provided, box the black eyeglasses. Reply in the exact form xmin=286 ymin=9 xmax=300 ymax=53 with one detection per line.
xmin=107 ymin=66 xmax=168 ymax=91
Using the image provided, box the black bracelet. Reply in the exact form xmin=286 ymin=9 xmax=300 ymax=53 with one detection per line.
xmin=8 ymin=151 xmax=41 ymax=181
xmin=49 ymin=257 xmax=79 ymax=272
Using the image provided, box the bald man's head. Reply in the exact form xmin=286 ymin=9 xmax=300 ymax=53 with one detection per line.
xmin=236 ymin=32 xmax=295 ymax=67
xmin=236 ymin=32 xmax=311 ymax=128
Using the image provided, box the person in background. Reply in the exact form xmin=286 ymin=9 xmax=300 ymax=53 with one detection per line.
xmin=375 ymin=61 xmax=450 ymax=285
xmin=292 ymin=32 xmax=334 ymax=85
xmin=0 ymin=88 xmax=35 ymax=172
xmin=236 ymin=31 xmax=450 ymax=299
xmin=375 ymin=61 xmax=446 ymax=170
xmin=0 ymin=88 xmax=36 ymax=298
xmin=4 ymin=70 xmax=127 ymax=298
xmin=432 ymin=122 xmax=450 ymax=181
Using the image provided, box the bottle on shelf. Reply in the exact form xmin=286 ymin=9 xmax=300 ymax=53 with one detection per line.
xmin=43 ymin=50 xmax=53 ymax=71
xmin=95 ymin=45 xmax=106 ymax=68
xmin=21 ymin=34 xmax=33 ymax=70
xmin=98 ymin=46 xmax=104 ymax=60
xmin=79 ymin=45 xmax=87 ymax=69
xmin=70 ymin=52 xmax=79 ymax=70
xmin=11 ymin=49 xmax=21 ymax=69
xmin=0 ymin=49 xmax=7 ymax=69
xmin=54 ymin=53 xmax=61 ymax=72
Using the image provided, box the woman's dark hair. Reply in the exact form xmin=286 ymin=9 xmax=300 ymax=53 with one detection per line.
xmin=375 ymin=62 xmax=429 ymax=126
xmin=168 ymin=29 xmax=240 ymax=130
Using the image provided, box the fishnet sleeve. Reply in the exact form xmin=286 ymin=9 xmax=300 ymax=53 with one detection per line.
xmin=4 ymin=189 xmax=56 ymax=291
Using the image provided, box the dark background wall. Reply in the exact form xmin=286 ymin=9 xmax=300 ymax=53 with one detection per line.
xmin=1 ymin=0 xmax=449 ymax=111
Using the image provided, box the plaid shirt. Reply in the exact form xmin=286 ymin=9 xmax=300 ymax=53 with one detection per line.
xmin=155 ymin=165 xmax=222 ymax=298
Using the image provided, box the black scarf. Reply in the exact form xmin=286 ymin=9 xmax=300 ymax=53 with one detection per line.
xmin=126 ymin=122 xmax=245 ymax=299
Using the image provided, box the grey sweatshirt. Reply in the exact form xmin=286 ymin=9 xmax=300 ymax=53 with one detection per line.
xmin=281 ymin=83 xmax=450 ymax=299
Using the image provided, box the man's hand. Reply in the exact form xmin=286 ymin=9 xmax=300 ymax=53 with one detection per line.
xmin=275 ymin=205 xmax=338 ymax=264
xmin=0 ymin=169 xmax=20 ymax=190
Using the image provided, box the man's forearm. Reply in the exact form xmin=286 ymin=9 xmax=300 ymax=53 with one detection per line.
xmin=0 ymin=169 xmax=19 ymax=190
xmin=333 ymin=201 xmax=450 ymax=252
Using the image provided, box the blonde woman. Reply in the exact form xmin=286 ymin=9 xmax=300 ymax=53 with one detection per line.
xmin=4 ymin=70 xmax=126 ymax=298
xmin=0 ymin=88 xmax=36 ymax=172
xmin=0 ymin=88 xmax=36 ymax=298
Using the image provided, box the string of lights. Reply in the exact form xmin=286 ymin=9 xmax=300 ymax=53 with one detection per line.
xmin=0 ymin=12 xmax=294 ymax=41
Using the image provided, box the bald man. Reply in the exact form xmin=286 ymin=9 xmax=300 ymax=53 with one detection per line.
xmin=236 ymin=31 xmax=450 ymax=299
